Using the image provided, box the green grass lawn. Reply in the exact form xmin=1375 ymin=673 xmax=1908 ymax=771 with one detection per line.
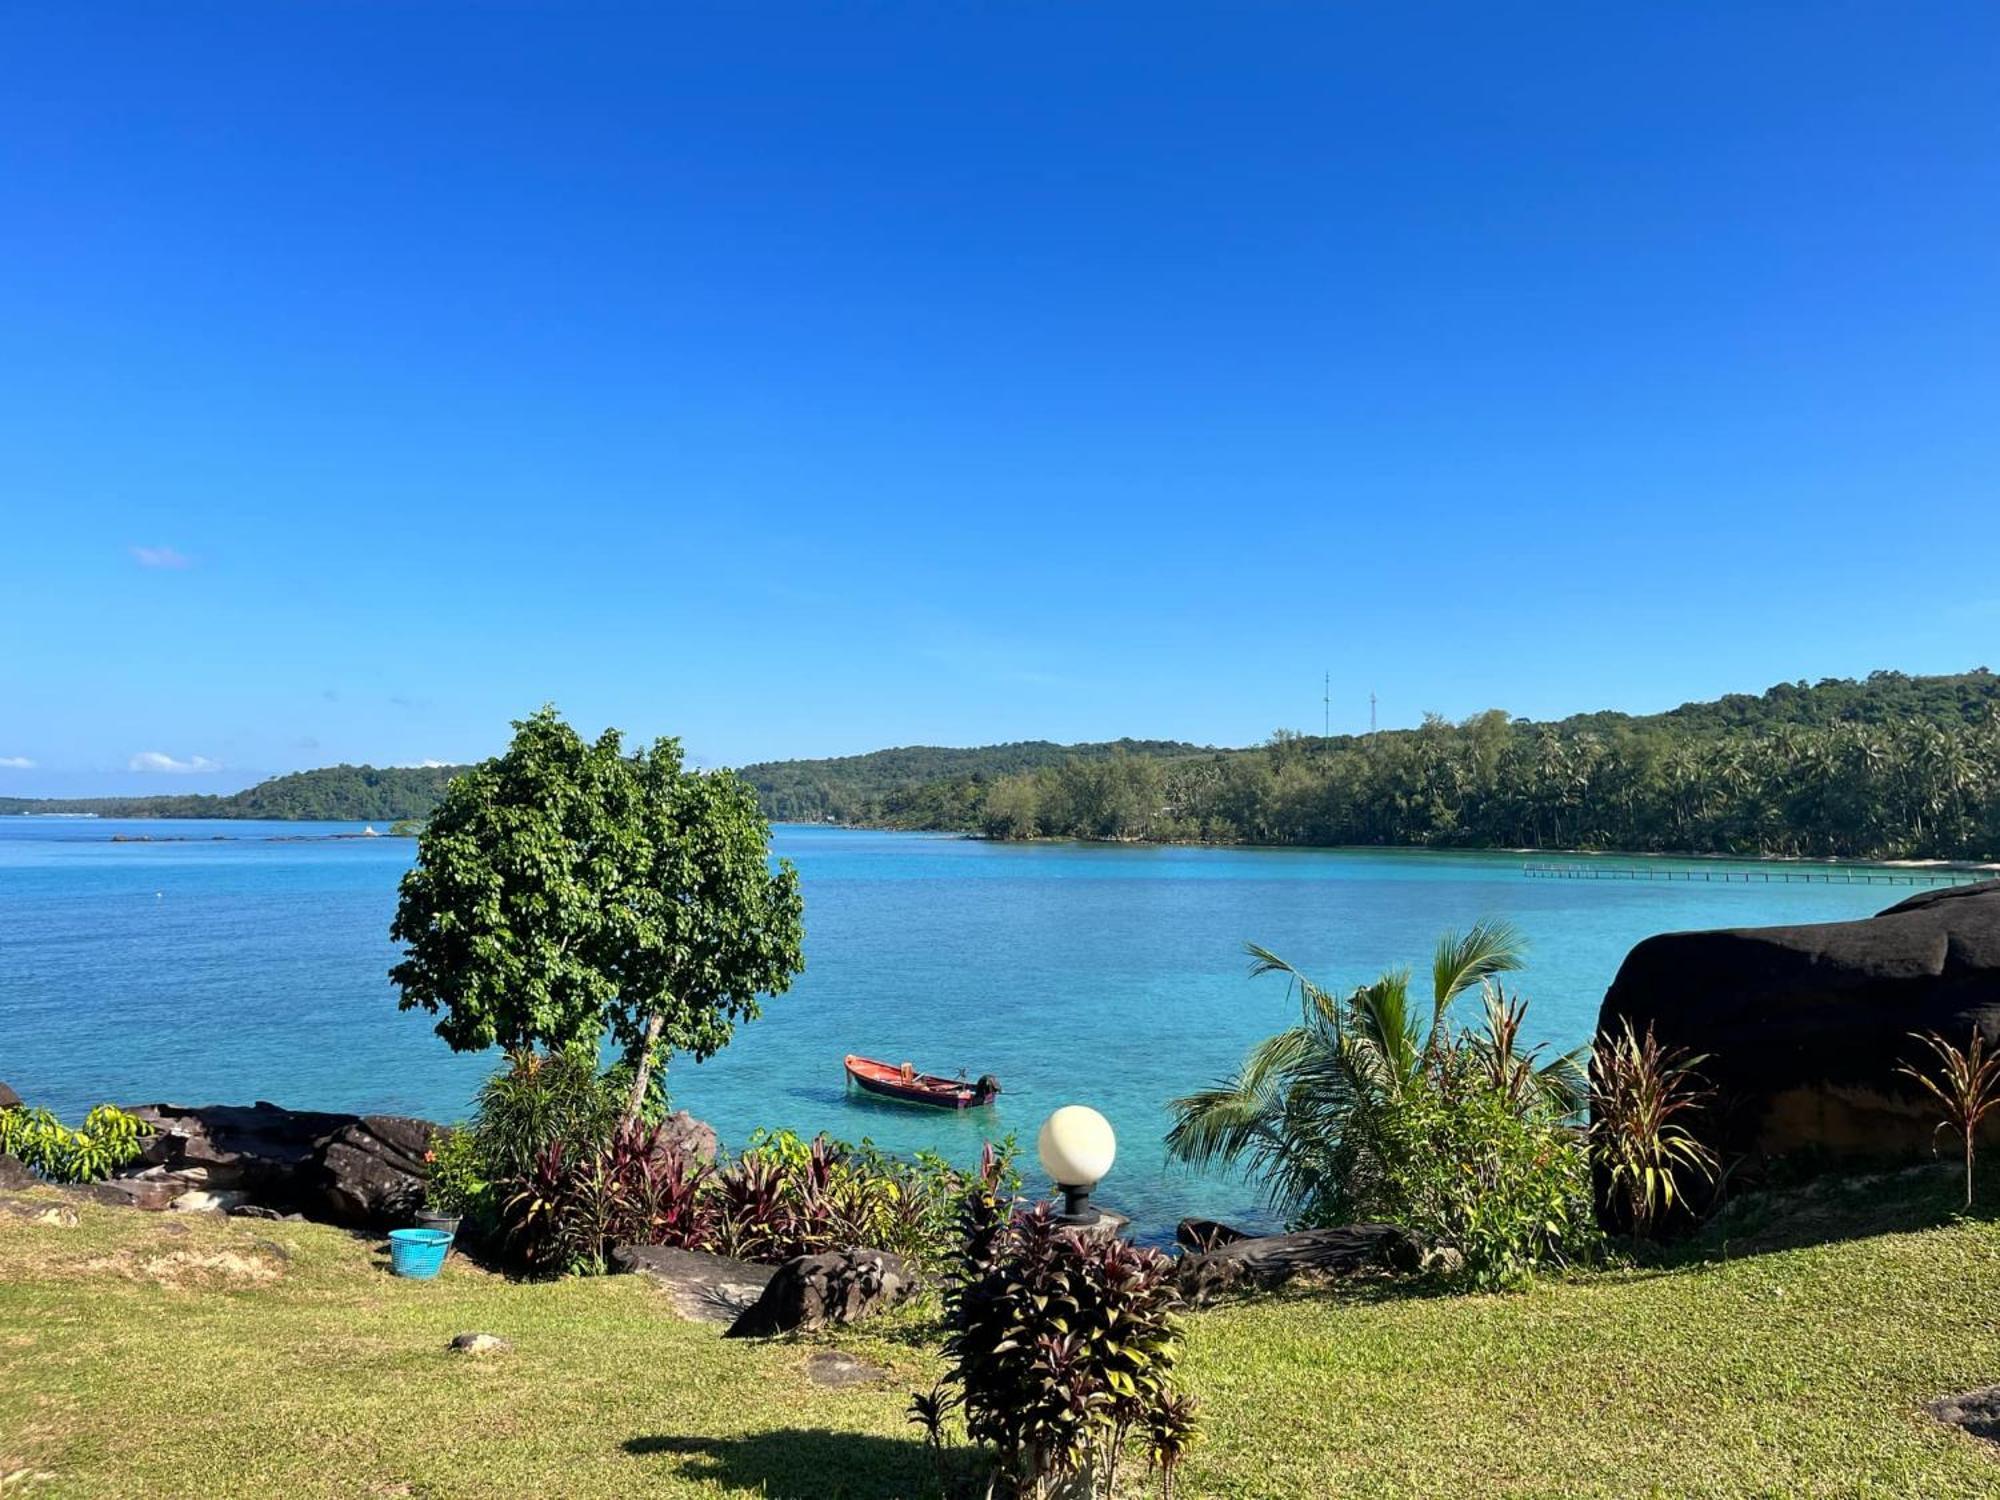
xmin=6 ymin=1169 xmax=2000 ymax=1498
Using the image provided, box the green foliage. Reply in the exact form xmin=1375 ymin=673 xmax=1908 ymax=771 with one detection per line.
xmin=462 ymin=1055 xmax=1019 ymax=1277
xmin=735 ymin=738 xmax=1212 ymax=825
xmin=707 ymin=1131 xmax=1019 ymax=1273
xmin=470 ymin=1048 xmax=624 ymax=1183
xmin=937 ymin=1195 xmax=1199 ymax=1499
xmin=1589 ymin=1018 xmax=1719 ymax=1238
xmin=421 ymin=1126 xmax=489 ymax=1218
xmin=1360 ymin=1058 xmax=1599 ymax=1288
xmin=0 ymin=763 xmax=464 ymax=821
xmin=1168 ymin=926 xmax=1597 ymax=1285
xmin=389 ymin=707 xmax=805 ymax=1117
xmin=1897 ymin=1027 xmax=2000 ymax=1211
xmin=503 ymin=1119 xmax=717 ymax=1276
xmin=1 ymin=1103 xmax=152 ymax=1184
xmin=722 ymin=670 xmax=2000 ymax=861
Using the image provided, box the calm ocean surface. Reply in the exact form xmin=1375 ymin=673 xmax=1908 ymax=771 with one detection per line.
xmin=0 ymin=818 xmax=1926 ymax=1237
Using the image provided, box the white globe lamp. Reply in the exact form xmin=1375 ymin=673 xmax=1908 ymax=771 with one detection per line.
xmin=1038 ymin=1105 xmax=1117 ymax=1224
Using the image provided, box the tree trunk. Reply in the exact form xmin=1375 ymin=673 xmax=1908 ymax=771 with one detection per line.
xmin=623 ymin=1010 xmax=666 ymax=1125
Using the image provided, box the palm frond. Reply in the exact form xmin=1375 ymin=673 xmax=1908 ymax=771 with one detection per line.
xmin=1431 ymin=919 xmax=1526 ymax=1009
xmin=1243 ymin=942 xmax=1339 ymax=1024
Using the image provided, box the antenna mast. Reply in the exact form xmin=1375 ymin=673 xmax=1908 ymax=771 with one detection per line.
xmin=1323 ymin=671 xmax=1330 ymax=738
xmin=1370 ymin=690 xmax=1377 ymax=736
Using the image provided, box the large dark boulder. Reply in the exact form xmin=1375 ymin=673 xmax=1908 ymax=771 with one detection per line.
xmin=122 ymin=1101 xmax=441 ymax=1229
xmin=313 ymin=1115 xmax=438 ymax=1226
xmin=1597 ymin=879 xmax=2000 ymax=1190
xmin=0 ymin=1081 xmax=22 ymax=1112
xmin=724 ymin=1247 xmax=918 ymax=1339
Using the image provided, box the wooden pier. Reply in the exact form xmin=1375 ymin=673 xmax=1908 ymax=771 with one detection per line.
xmin=1520 ymin=863 xmax=1988 ymax=888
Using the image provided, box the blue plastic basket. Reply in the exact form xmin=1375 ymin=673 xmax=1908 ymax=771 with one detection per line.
xmin=387 ymin=1228 xmax=454 ymax=1279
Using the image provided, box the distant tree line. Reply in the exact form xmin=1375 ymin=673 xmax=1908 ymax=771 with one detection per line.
xmin=0 ymin=764 xmax=466 ymax=822
xmin=764 ymin=672 xmax=2000 ymax=862
xmin=738 ymin=738 xmax=1213 ymax=823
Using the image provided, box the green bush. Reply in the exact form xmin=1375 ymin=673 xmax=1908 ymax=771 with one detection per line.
xmin=422 ymin=1125 xmax=490 ymax=1220
xmin=724 ymin=1129 xmax=1021 ymax=1272
xmin=471 ymin=1047 xmax=623 ymax=1182
xmin=1170 ymin=925 xmax=1599 ymax=1287
xmin=1348 ymin=1059 xmax=1599 ymax=1288
xmin=934 ymin=1193 xmax=1199 ymax=1499
xmin=1 ymin=1103 xmax=152 ymax=1184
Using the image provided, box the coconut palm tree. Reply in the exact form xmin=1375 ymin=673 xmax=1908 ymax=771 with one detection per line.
xmin=1166 ymin=921 xmax=1586 ymax=1227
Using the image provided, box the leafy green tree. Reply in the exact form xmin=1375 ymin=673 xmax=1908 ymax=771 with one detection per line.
xmin=390 ymin=708 xmax=804 ymax=1122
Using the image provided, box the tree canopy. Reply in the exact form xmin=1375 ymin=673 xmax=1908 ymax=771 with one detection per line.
xmin=734 ymin=670 xmax=2000 ymax=862
xmin=388 ymin=708 xmax=804 ymax=1117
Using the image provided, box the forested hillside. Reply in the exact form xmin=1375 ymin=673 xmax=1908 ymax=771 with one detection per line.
xmin=11 ymin=673 xmax=2000 ymax=857
xmin=738 ymin=738 xmax=1213 ymax=822
xmin=0 ymin=764 xmax=466 ymax=822
xmin=752 ymin=671 xmax=2000 ymax=862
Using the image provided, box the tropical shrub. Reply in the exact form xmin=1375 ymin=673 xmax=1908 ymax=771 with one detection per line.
xmin=504 ymin=1117 xmax=717 ymax=1275
xmin=422 ymin=1125 xmax=490 ymax=1220
xmin=488 ymin=1105 xmax=1016 ymax=1277
xmin=1897 ymin=1027 xmax=2000 ymax=1210
xmin=1589 ymin=1017 xmax=1718 ymax=1238
xmin=936 ymin=1192 xmax=1199 ymax=1499
xmin=471 ymin=1047 xmax=623 ymax=1182
xmin=1168 ymin=924 xmax=1596 ymax=1283
xmin=706 ymin=1130 xmax=1019 ymax=1272
xmin=1 ymin=1103 xmax=152 ymax=1184
xmin=1359 ymin=1055 xmax=1598 ymax=1287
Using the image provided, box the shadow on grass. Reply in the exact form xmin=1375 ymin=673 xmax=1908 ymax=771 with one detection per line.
xmin=623 ymin=1429 xmax=945 ymax=1499
xmin=1667 ymin=1158 xmax=1992 ymax=1264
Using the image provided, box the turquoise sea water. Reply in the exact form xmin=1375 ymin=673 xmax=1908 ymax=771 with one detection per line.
xmin=0 ymin=818 xmax=1931 ymax=1237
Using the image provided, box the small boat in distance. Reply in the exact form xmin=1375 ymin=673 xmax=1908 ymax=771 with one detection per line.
xmin=844 ymin=1054 xmax=1001 ymax=1110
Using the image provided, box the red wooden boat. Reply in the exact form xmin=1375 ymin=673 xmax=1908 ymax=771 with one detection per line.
xmin=844 ymin=1054 xmax=1001 ymax=1110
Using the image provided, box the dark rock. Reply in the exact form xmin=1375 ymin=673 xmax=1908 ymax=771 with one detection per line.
xmin=1930 ymin=1386 xmax=2000 ymax=1445
xmin=128 ymin=1101 xmax=346 ymax=1180
xmin=610 ymin=1244 xmax=776 ymax=1324
xmin=313 ymin=1115 xmax=438 ymax=1227
xmin=448 ymin=1332 xmax=511 ymax=1356
xmin=1176 ymin=1218 xmax=1253 ymax=1252
xmin=227 ymin=1204 xmax=286 ymax=1220
xmin=1596 ymin=880 xmax=2000 ymax=1211
xmin=724 ymin=1247 xmax=918 ymax=1339
xmin=64 ymin=1178 xmax=178 ymax=1211
xmin=0 ymin=1154 xmax=34 ymax=1191
xmin=1177 ymin=1223 xmax=1423 ymax=1301
xmin=659 ymin=1110 xmax=718 ymax=1165
xmin=120 ymin=1101 xmax=440 ymax=1229
xmin=0 ymin=1081 xmax=21 ymax=1111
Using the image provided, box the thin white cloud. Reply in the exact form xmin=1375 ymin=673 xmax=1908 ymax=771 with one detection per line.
xmin=393 ymin=758 xmax=452 ymax=768
xmin=0 ymin=755 xmax=34 ymax=769
xmin=130 ymin=545 xmax=192 ymax=570
xmin=129 ymin=751 xmax=222 ymax=774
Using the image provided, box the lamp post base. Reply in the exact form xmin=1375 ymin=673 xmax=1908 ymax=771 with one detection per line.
xmin=1053 ymin=1185 xmax=1129 ymax=1239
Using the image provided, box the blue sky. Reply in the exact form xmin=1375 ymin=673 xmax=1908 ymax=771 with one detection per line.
xmin=3 ymin=4 xmax=1997 ymax=796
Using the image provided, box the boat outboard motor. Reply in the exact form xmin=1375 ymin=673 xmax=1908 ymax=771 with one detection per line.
xmin=975 ymin=1074 xmax=1002 ymax=1097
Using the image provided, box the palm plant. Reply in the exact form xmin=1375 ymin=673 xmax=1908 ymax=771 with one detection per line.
xmin=1166 ymin=921 xmax=1581 ymax=1227
xmin=1587 ymin=1017 xmax=1717 ymax=1238
xmin=1897 ymin=1028 xmax=2000 ymax=1210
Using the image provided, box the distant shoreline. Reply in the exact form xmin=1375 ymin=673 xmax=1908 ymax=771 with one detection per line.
xmin=783 ymin=820 xmax=2000 ymax=874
